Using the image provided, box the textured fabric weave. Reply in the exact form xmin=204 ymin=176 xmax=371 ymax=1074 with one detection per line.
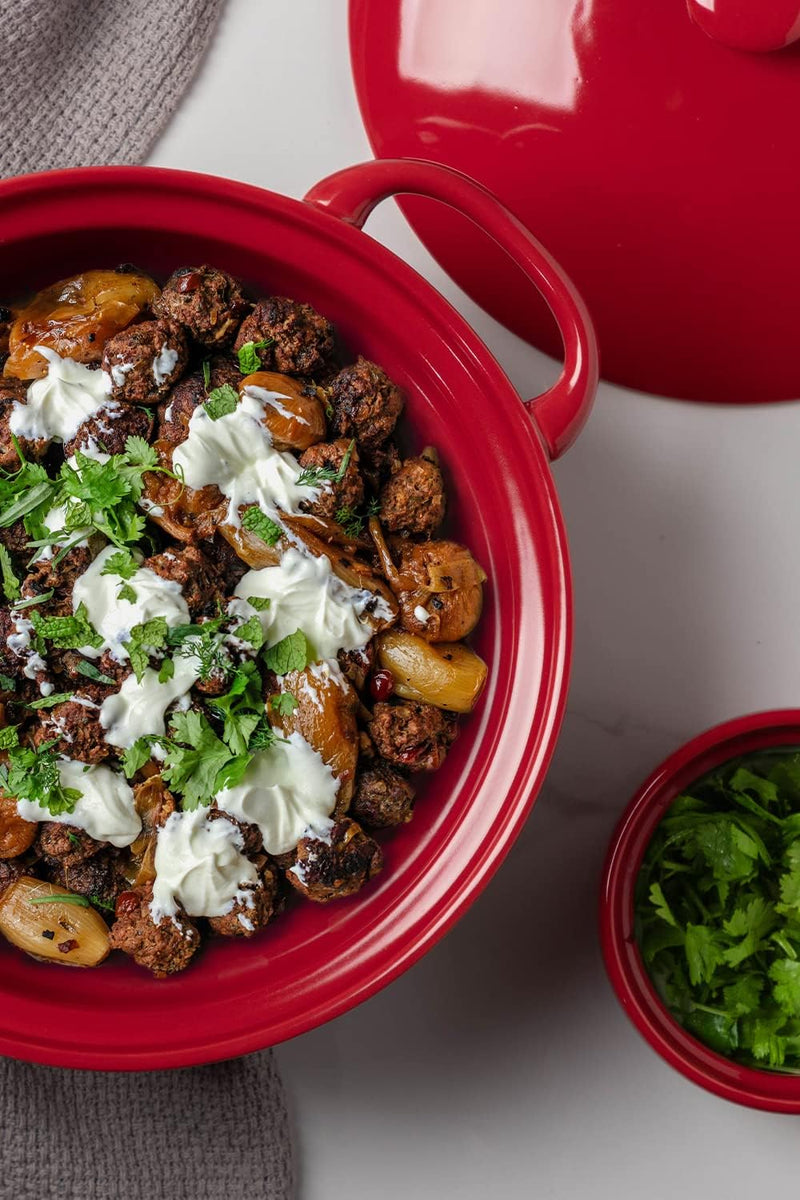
xmin=0 ymin=1050 xmax=294 ymax=1199
xmin=0 ymin=0 xmax=225 ymax=177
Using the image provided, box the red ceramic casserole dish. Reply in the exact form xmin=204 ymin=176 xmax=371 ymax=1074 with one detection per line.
xmin=0 ymin=159 xmax=596 ymax=1068
xmin=601 ymin=709 xmax=800 ymax=1112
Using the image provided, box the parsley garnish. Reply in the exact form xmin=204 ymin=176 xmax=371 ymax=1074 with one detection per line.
xmin=241 ymin=507 xmax=282 ymax=546
xmin=269 ymin=692 xmax=298 ymax=719
xmin=204 ymin=384 xmax=239 ymax=421
xmin=207 ymin=663 xmax=264 ymax=755
xmin=76 ymin=661 xmax=115 ymax=686
xmin=237 ymin=339 xmax=274 ymax=374
xmin=296 ymin=440 xmax=354 ymax=488
xmin=0 ymin=673 xmax=15 ymax=692
xmin=158 ymin=657 xmax=175 ymax=684
xmin=0 ymin=731 xmax=82 ymax=816
xmin=263 ymin=629 xmax=310 ymax=676
xmin=121 ymin=738 xmax=154 ymax=779
xmin=636 ymin=750 xmax=800 ymax=1070
xmin=160 ymin=710 xmax=240 ymax=810
xmin=0 ymin=544 xmax=19 ymax=600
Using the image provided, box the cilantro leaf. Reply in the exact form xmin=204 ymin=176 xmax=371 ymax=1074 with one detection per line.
xmin=207 ymin=663 xmax=264 ymax=756
xmin=3 ymin=741 xmax=82 ymax=815
xmin=237 ymin=339 xmax=273 ymax=374
xmin=160 ymin=711 xmax=232 ymax=809
xmin=124 ymin=436 xmax=157 ymax=469
xmin=263 ymin=629 xmax=309 ymax=676
xmin=684 ymin=923 xmax=724 ymax=986
xmin=204 ymin=384 xmax=239 ymax=421
xmin=770 ymin=959 xmax=800 ymax=1016
xmin=121 ymin=737 xmax=156 ymax=779
xmin=100 ymin=550 xmax=138 ymax=581
xmin=241 ymin=506 xmax=282 ymax=546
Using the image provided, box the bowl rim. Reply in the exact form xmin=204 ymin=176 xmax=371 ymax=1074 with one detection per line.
xmin=600 ymin=707 xmax=800 ymax=1112
xmin=0 ymin=163 xmax=575 ymax=1068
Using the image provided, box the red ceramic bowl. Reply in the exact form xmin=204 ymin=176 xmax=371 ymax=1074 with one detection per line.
xmin=601 ymin=709 xmax=800 ymax=1112
xmin=0 ymin=159 xmax=597 ymax=1069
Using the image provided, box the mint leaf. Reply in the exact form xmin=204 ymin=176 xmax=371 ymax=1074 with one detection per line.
xmin=237 ymin=339 xmax=273 ymax=374
xmin=31 ymin=602 xmax=102 ymax=651
xmin=241 ymin=506 xmax=282 ymax=546
xmin=246 ymin=596 xmax=271 ymax=612
xmin=158 ymin=657 xmax=175 ymax=684
xmin=263 ymin=629 xmax=309 ymax=676
xmin=204 ymin=384 xmax=239 ymax=421
xmin=126 ymin=617 xmax=169 ymax=682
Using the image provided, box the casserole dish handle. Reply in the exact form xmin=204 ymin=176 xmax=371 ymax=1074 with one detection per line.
xmin=304 ymin=159 xmax=598 ymax=460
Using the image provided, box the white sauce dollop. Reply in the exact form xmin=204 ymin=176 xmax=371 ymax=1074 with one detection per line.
xmin=230 ymin=548 xmax=385 ymax=661
xmin=15 ymin=760 xmax=141 ymax=847
xmin=10 ymin=347 xmax=113 ymax=442
xmin=99 ymin=653 xmax=199 ymax=749
xmin=152 ymin=346 xmax=179 ymax=386
xmin=72 ymin=544 xmax=189 ymax=661
xmin=215 ymin=730 xmax=338 ymax=856
xmin=150 ymin=809 xmax=258 ymax=921
xmin=171 ymin=388 xmax=318 ymax=526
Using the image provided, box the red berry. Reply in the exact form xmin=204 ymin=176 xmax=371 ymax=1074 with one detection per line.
xmin=370 ymin=670 xmax=395 ymax=701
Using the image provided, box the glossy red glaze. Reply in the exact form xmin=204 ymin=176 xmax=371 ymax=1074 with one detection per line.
xmin=0 ymin=161 xmax=596 ymax=1069
xmin=350 ymin=0 xmax=800 ymax=402
xmin=686 ymin=0 xmax=800 ymax=52
xmin=600 ymin=710 xmax=800 ymax=1112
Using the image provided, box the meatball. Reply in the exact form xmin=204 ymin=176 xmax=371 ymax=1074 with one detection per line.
xmin=143 ymin=544 xmax=225 ymax=616
xmin=206 ymin=807 xmax=263 ymax=858
xmin=35 ymin=823 xmax=105 ymax=868
xmin=351 ymin=761 xmax=416 ymax=828
xmin=0 ymin=856 xmax=23 ymax=896
xmin=64 ymin=401 xmax=153 ymax=460
xmin=379 ymin=454 xmax=446 ymax=537
xmin=32 ymin=687 xmax=112 ymax=763
xmin=0 ymin=518 xmax=31 ymax=563
xmin=21 ymin=545 xmax=94 ymax=615
xmin=233 ymin=296 xmax=334 ymax=377
xmin=207 ymin=866 xmax=281 ymax=938
xmin=0 ymin=379 xmax=49 ymax=470
xmin=109 ymin=881 xmax=200 ymax=978
xmin=297 ymin=438 xmax=364 ymax=521
xmin=156 ymin=356 xmax=241 ymax=446
xmin=337 ymin=644 xmax=374 ymax=693
xmin=44 ymin=848 xmax=122 ymax=908
xmin=328 ymin=357 xmax=403 ymax=452
xmin=101 ymin=319 xmax=189 ymax=405
xmin=154 ymin=265 xmax=249 ymax=348
xmin=368 ymin=700 xmax=458 ymax=772
xmin=202 ymin=533 xmax=249 ymax=590
xmin=287 ymin=818 xmax=382 ymax=903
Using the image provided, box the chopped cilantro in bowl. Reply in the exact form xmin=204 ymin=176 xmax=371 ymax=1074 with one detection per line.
xmin=635 ymin=747 xmax=800 ymax=1073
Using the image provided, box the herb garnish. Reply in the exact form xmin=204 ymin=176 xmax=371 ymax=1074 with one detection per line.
xmin=269 ymin=692 xmax=298 ymax=719
xmin=296 ymin=440 xmax=354 ymax=488
xmin=636 ymin=750 xmax=800 ymax=1070
xmin=12 ymin=590 xmax=54 ymax=611
xmin=0 ymin=544 xmax=19 ymax=600
xmin=204 ymin=384 xmax=239 ymax=421
xmin=263 ymin=629 xmax=309 ymax=676
xmin=26 ymin=691 xmax=74 ymax=710
xmin=241 ymin=507 xmax=282 ymax=547
xmin=0 ymin=728 xmax=82 ymax=816
xmin=30 ymin=602 xmax=102 ymax=652
xmin=237 ymin=339 xmax=274 ymax=374
xmin=101 ymin=548 xmax=140 ymax=604
xmin=126 ymin=617 xmax=169 ymax=683
xmin=28 ymin=893 xmax=90 ymax=908
xmin=76 ymin=661 xmax=116 ymax=686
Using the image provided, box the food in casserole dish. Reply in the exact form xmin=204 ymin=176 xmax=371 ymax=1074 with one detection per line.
xmin=0 ymin=264 xmax=487 ymax=977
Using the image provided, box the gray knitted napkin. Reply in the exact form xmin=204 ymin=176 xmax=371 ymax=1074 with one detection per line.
xmin=0 ymin=1050 xmax=295 ymax=1198
xmin=0 ymin=0 xmax=226 ymax=176
xmin=0 ymin=5 xmax=294 ymax=1198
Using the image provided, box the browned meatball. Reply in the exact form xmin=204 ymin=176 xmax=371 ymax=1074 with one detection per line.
xmin=109 ymin=881 xmax=200 ymax=978
xmin=202 ymin=532 xmax=249 ymax=590
xmin=154 ymin=265 xmax=249 ymax=348
xmin=297 ymin=438 xmax=364 ymax=521
xmin=44 ymin=848 xmax=123 ymax=908
xmin=206 ymin=807 xmax=263 ymax=858
xmin=155 ymin=356 xmax=241 ymax=446
xmin=286 ymin=818 xmax=382 ymax=903
xmin=21 ymin=545 xmax=94 ymax=615
xmin=351 ymin=761 xmax=416 ymax=828
xmin=207 ymin=866 xmax=281 ymax=938
xmin=368 ymin=701 xmax=458 ymax=772
xmin=0 ymin=379 xmax=50 ymax=470
xmin=64 ymin=400 xmax=153 ymax=460
xmin=328 ymin=357 xmax=403 ymax=451
xmin=32 ymin=687 xmax=112 ymax=763
xmin=234 ymin=297 xmax=334 ymax=377
xmin=337 ymin=644 xmax=374 ymax=693
xmin=101 ymin=319 xmax=189 ymax=405
xmin=35 ymin=823 xmax=106 ymax=868
xmin=143 ymin=544 xmax=224 ymax=616
xmin=379 ymin=454 xmax=446 ymax=537
xmin=0 ymin=857 xmax=23 ymax=895
xmin=0 ymin=518 xmax=31 ymax=563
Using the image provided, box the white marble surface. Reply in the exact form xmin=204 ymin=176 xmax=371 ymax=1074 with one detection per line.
xmin=150 ymin=1 xmax=800 ymax=1193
